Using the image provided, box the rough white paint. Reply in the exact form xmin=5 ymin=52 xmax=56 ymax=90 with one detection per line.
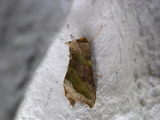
xmin=16 ymin=0 xmax=160 ymax=120
xmin=0 ymin=0 xmax=73 ymax=120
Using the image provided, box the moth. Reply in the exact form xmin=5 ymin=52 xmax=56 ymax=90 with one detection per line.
xmin=63 ymin=26 xmax=102 ymax=108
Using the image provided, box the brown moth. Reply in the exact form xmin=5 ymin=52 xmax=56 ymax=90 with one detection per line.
xmin=64 ymin=26 xmax=102 ymax=108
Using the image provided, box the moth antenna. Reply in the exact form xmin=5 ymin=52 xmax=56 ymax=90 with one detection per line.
xmin=81 ymin=26 xmax=84 ymax=37
xmin=88 ymin=25 xmax=103 ymax=42
xmin=93 ymin=71 xmax=102 ymax=78
xmin=70 ymin=34 xmax=75 ymax=41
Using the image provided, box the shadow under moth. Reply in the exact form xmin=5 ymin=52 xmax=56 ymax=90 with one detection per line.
xmin=63 ymin=26 xmax=102 ymax=108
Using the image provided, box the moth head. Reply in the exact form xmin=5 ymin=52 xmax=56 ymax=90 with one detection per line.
xmin=65 ymin=41 xmax=72 ymax=45
xmin=65 ymin=40 xmax=77 ymax=48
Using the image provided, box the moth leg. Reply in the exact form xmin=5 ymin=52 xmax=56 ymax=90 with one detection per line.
xmin=93 ymin=71 xmax=102 ymax=78
xmin=88 ymin=25 xmax=103 ymax=42
xmin=69 ymin=54 xmax=72 ymax=59
xmin=67 ymin=97 xmax=75 ymax=107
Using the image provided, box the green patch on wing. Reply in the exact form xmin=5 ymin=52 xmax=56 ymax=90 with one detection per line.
xmin=72 ymin=54 xmax=91 ymax=66
xmin=66 ymin=67 xmax=94 ymax=100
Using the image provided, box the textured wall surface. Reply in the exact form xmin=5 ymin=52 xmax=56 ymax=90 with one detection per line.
xmin=0 ymin=0 xmax=73 ymax=120
xmin=16 ymin=0 xmax=160 ymax=120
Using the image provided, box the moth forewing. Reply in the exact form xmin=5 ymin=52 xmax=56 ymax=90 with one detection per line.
xmin=64 ymin=26 xmax=102 ymax=108
xmin=64 ymin=37 xmax=96 ymax=108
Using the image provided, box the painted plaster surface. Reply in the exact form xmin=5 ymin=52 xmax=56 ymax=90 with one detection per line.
xmin=0 ymin=0 xmax=72 ymax=120
xmin=16 ymin=0 xmax=160 ymax=120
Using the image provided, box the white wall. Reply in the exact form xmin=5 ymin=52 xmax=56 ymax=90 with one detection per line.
xmin=16 ymin=0 xmax=160 ymax=120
